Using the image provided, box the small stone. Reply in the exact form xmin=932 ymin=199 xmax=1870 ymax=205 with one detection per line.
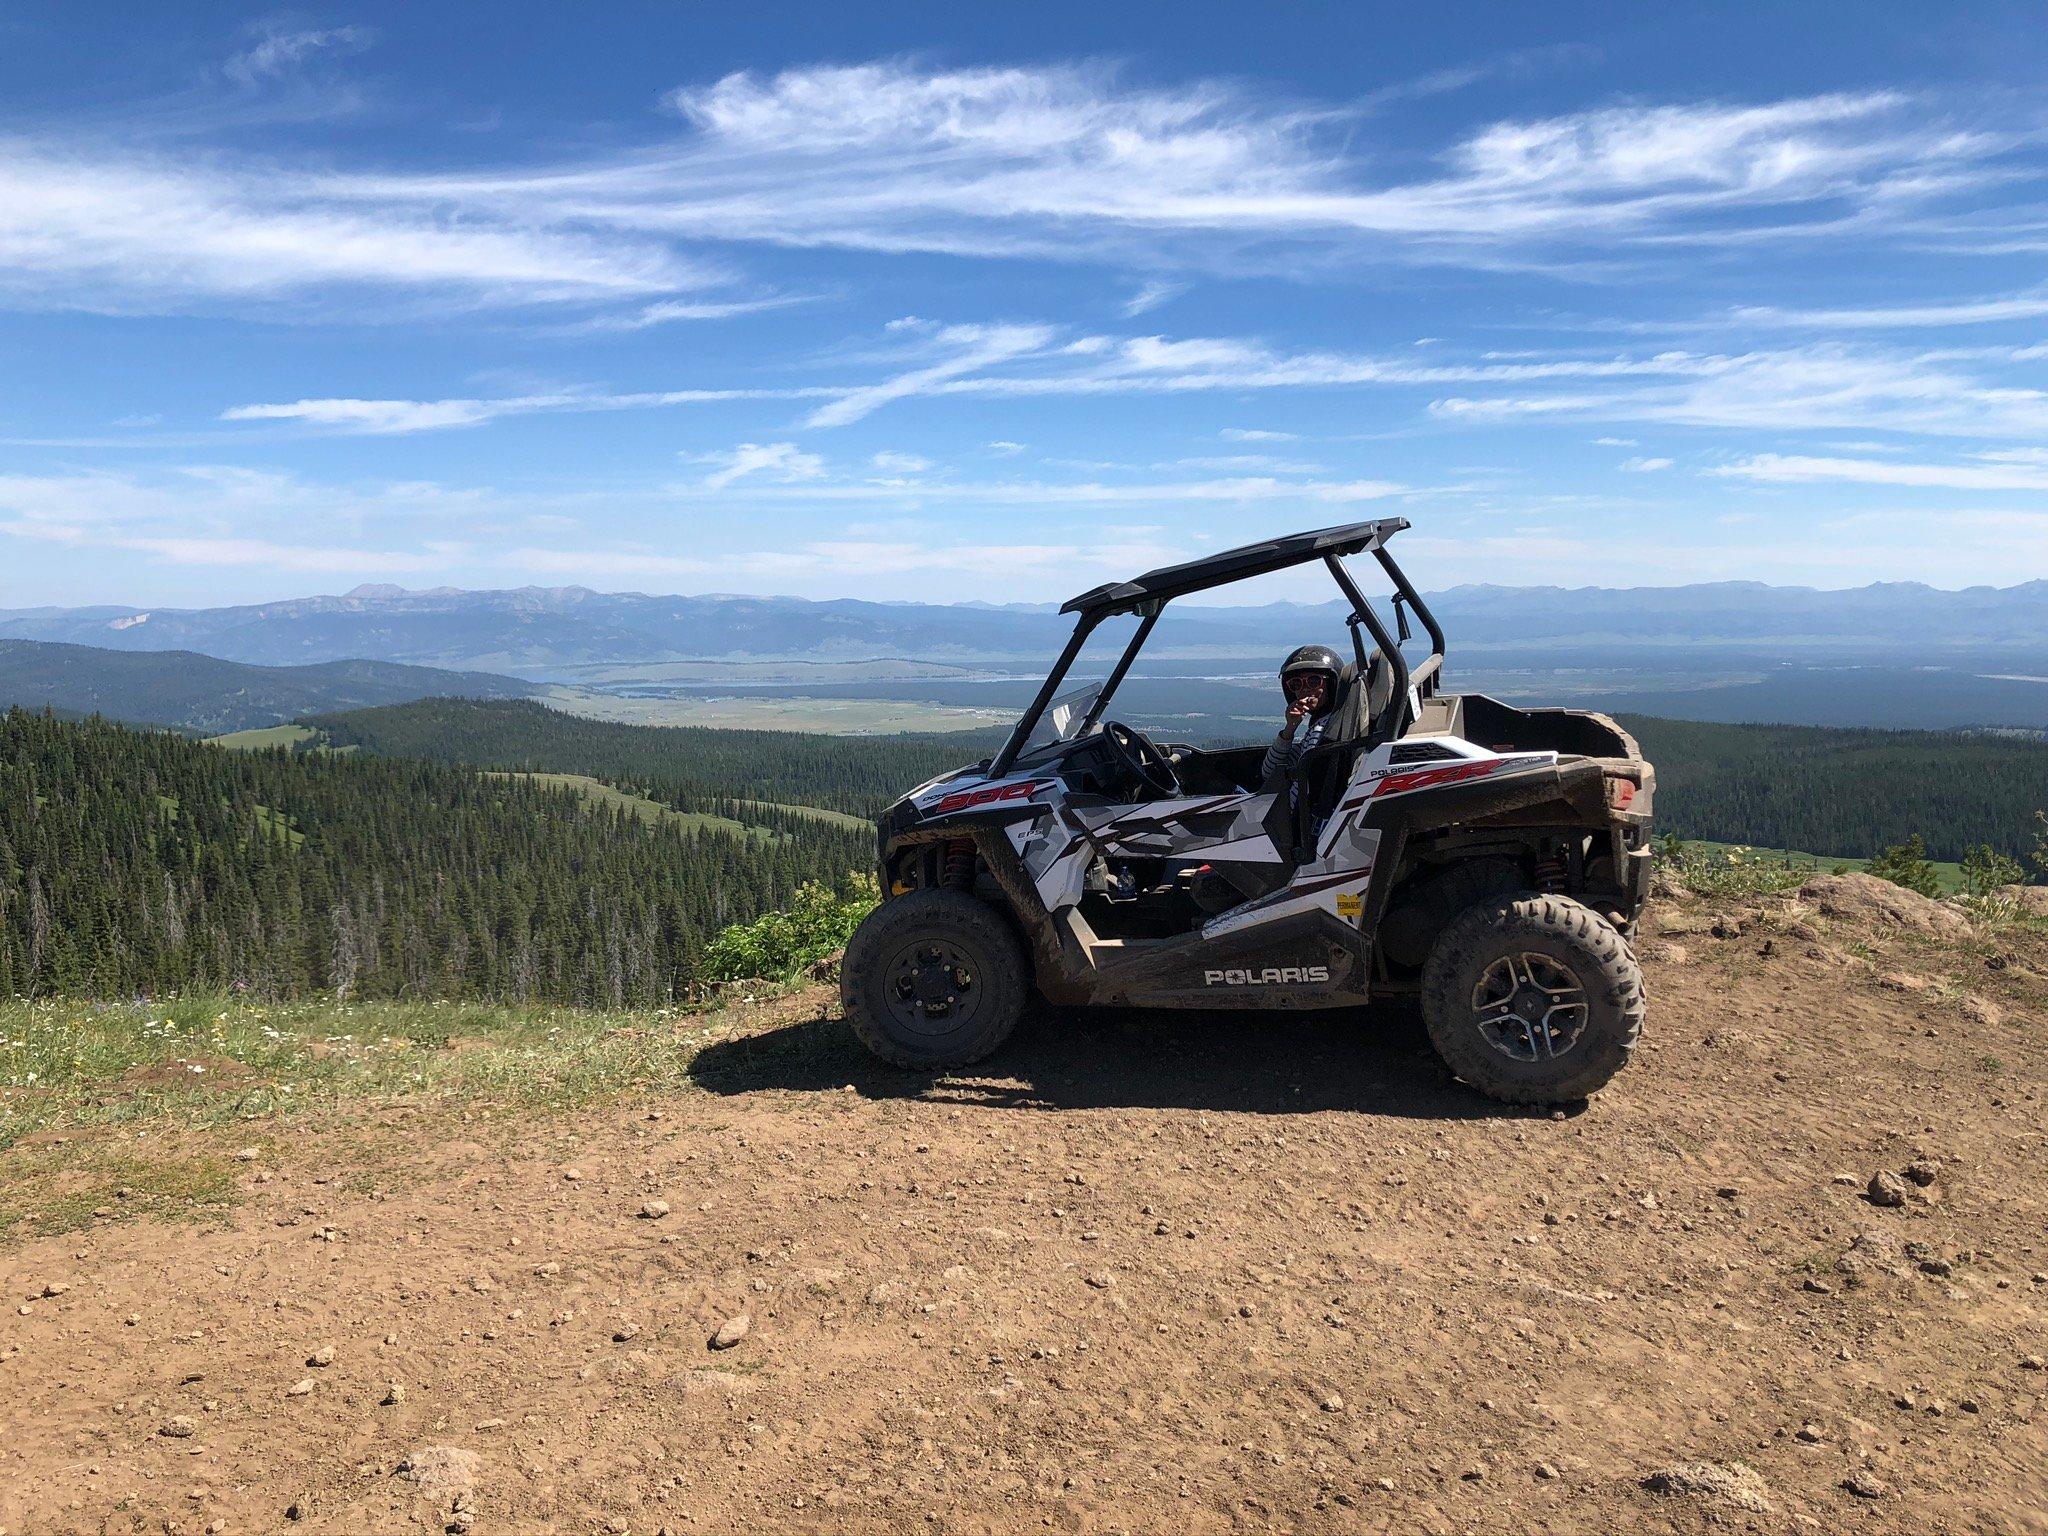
xmin=1375 ymin=1477 xmax=1396 ymax=1492
xmin=1715 ymin=1186 xmax=1739 ymax=1199
xmin=1842 ymin=1470 xmax=1885 ymax=1499
xmin=39 ymin=1280 xmax=71 ymax=1298
xmin=1318 ymin=1392 xmax=1344 ymax=1413
xmin=307 ymin=1345 xmax=335 ymax=1367
xmin=159 ymin=1415 xmax=198 ymax=1438
xmin=234 ymin=1147 xmax=259 ymax=1161
xmin=286 ymin=1497 xmax=306 ymax=1520
xmin=1795 ymin=1423 xmax=1824 ymax=1443
xmin=1919 ymin=1256 xmax=1954 ymax=1277
xmin=1802 ymin=1277 xmax=1833 ymax=1294
xmin=639 ymin=1199 xmax=670 ymax=1220
xmin=709 ymin=1313 xmax=750 ymax=1350
xmin=562 ymin=1167 xmax=583 ymax=1181
xmin=1866 ymin=1171 xmax=1908 ymax=1208
xmin=1902 ymin=1158 xmax=1940 ymax=1186
xmin=2020 ymin=1354 xmax=2045 ymax=1370
xmin=613 ymin=1323 xmax=640 ymax=1342
xmin=382 ymin=1382 xmax=406 ymax=1405
xmin=1084 ymin=1271 xmax=1115 ymax=1290
xmin=286 ymin=1378 xmax=315 ymax=1397
xmin=1534 ymin=1462 xmax=1559 ymax=1480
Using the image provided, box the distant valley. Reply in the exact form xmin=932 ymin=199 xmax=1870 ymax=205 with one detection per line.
xmin=2 ymin=576 xmax=2044 ymax=735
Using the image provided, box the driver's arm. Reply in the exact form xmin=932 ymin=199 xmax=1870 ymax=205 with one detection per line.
xmin=1260 ymin=716 xmax=1305 ymax=791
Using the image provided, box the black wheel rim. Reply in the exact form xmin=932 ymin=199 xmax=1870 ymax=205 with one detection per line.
xmin=881 ymin=936 xmax=986 ymax=1038
xmin=1471 ymin=951 xmax=1589 ymax=1063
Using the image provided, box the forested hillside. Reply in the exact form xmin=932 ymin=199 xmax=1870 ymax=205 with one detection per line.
xmin=0 ymin=639 xmax=533 ymax=733
xmin=1621 ymin=715 xmax=2046 ymax=862
xmin=307 ymin=698 xmax=1004 ymax=817
xmin=310 ymin=698 xmax=2047 ymax=864
xmin=0 ymin=711 xmax=870 ymax=1004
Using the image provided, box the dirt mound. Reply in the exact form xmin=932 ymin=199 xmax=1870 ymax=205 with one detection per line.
xmin=1798 ymin=872 xmax=1973 ymax=939
xmin=4 ymin=901 xmax=2046 ymax=1535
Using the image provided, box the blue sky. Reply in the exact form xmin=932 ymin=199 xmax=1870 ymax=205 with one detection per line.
xmin=3 ymin=1 xmax=2047 ymax=607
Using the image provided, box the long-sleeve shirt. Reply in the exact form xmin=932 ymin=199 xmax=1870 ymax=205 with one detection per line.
xmin=1261 ymin=712 xmax=1328 ymax=794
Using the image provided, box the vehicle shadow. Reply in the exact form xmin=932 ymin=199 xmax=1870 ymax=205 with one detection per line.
xmin=687 ymin=1002 xmax=1560 ymax=1121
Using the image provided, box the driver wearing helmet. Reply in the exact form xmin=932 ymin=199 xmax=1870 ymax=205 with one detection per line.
xmin=1261 ymin=644 xmax=1344 ymax=812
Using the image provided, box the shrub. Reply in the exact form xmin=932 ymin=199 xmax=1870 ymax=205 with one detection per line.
xmin=1865 ymin=835 xmax=1940 ymax=898
xmin=1959 ymin=842 xmax=2027 ymax=922
xmin=1656 ymin=837 xmax=1810 ymax=899
xmin=701 ymin=874 xmax=879 ymax=984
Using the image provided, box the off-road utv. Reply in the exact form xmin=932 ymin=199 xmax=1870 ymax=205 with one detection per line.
xmin=841 ymin=519 xmax=1653 ymax=1103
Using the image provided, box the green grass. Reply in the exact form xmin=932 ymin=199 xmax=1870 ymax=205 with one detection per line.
xmin=543 ymin=687 xmax=1007 ymax=735
xmin=208 ymin=723 xmax=318 ymax=750
xmin=492 ymin=771 xmax=772 ymax=841
xmin=0 ymin=992 xmax=772 ymax=1155
xmin=1681 ymin=839 xmax=1968 ymax=893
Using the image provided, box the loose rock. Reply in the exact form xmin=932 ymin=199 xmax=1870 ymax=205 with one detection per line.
xmin=1642 ymin=1461 xmax=1773 ymax=1514
xmin=709 ymin=1313 xmax=751 ymax=1350
xmin=1843 ymin=1470 xmax=1885 ymax=1499
xmin=1866 ymin=1171 xmax=1909 ymax=1208
xmin=639 ymin=1199 xmax=670 ymax=1220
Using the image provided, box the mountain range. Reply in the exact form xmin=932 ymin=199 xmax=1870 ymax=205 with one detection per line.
xmin=4 ymin=578 xmax=2045 ymax=675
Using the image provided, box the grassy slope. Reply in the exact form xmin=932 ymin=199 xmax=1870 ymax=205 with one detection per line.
xmin=496 ymin=770 xmax=770 ymax=841
xmin=208 ymin=723 xmax=318 ymax=750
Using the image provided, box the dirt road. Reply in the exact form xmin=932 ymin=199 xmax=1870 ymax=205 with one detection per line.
xmin=4 ymin=877 xmax=2045 ymax=1534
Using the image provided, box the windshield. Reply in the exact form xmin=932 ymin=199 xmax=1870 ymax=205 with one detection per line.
xmin=1019 ymin=680 xmax=1105 ymax=754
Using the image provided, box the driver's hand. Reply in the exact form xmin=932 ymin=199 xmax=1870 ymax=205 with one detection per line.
xmin=1283 ymin=698 xmax=1311 ymax=734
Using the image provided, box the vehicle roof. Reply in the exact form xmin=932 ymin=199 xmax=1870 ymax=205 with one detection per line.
xmin=1060 ymin=518 xmax=1409 ymax=616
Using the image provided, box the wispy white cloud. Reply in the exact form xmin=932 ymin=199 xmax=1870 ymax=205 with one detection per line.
xmin=1432 ymin=341 xmax=2048 ymax=438
xmin=869 ymin=451 xmax=931 ymax=475
xmin=1620 ymin=456 xmax=1673 ymax=472
xmin=1734 ymin=290 xmax=2048 ymax=329
xmin=698 ymin=473 xmax=1405 ymax=506
xmin=1714 ymin=451 xmax=2048 ymax=491
xmin=1222 ymin=427 xmax=1300 ymax=442
xmin=224 ymin=24 xmax=374 ymax=88
xmin=9 ymin=62 xmax=2022 ymax=321
xmin=1121 ymin=279 xmax=1188 ymax=317
xmin=695 ymin=441 xmax=825 ymax=489
xmin=0 ymin=143 xmax=706 ymax=314
xmin=561 ymin=292 xmax=821 ymax=332
xmin=803 ymin=321 xmax=1057 ymax=427
xmin=0 ymin=466 xmax=477 ymax=574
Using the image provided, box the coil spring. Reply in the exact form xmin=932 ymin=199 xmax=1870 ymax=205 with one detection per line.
xmin=943 ymin=838 xmax=976 ymax=891
xmin=1533 ymin=852 xmax=1567 ymax=893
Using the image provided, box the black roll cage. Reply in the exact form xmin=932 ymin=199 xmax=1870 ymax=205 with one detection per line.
xmin=989 ymin=519 xmax=1445 ymax=779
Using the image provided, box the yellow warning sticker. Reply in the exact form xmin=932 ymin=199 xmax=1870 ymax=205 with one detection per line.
xmin=1335 ymin=892 xmax=1363 ymax=920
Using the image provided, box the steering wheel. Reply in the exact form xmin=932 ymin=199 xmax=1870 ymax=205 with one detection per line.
xmin=1100 ymin=719 xmax=1183 ymax=800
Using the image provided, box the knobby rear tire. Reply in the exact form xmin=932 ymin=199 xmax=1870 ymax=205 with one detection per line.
xmin=1420 ymin=891 xmax=1645 ymax=1104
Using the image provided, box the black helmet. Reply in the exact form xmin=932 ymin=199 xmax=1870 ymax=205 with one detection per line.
xmin=1279 ymin=643 xmax=1343 ymax=682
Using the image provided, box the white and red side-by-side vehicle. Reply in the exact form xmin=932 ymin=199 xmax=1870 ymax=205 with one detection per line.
xmin=841 ymin=519 xmax=1654 ymax=1103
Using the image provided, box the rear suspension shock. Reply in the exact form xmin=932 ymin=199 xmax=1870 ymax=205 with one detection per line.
xmin=1532 ymin=848 xmax=1567 ymax=893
